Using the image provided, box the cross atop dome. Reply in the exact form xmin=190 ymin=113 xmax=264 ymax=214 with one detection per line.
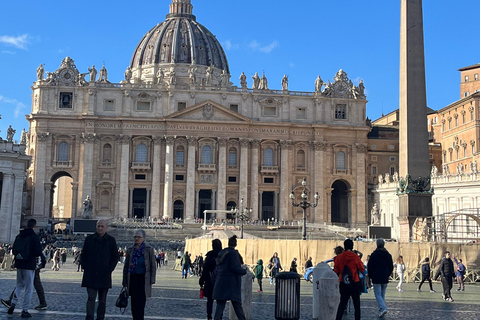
xmin=167 ymin=0 xmax=195 ymax=20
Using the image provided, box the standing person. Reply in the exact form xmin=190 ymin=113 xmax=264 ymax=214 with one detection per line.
xmin=8 ymin=219 xmax=43 ymax=317
xmin=290 ymin=257 xmax=298 ymax=273
xmin=181 ymin=251 xmax=191 ymax=279
xmin=213 ymin=235 xmax=247 ymax=320
xmin=368 ymin=238 xmax=394 ymax=318
xmin=197 ymin=253 xmax=204 ymax=276
xmin=74 ymin=250 xmax=82 ymax=272
xmin=254 ymin=259 xmax=264 ymax=292
xmin=453 ymin=254 xmax=466 ymax=291
xmin=81 ymin=220 xmax=118 ymax=320
xmin=199 ymin=239 xmax=222 ymax=320
xmin=122 ymin=229 xmax=156 ymax=320
xmin=435 ymin=251 xmax=455 ymax=301
xmin=52 ymin=249 xmax=60 ymax=271
xmin=164 ymin=253 xmax=168 ymax=266
xmin=417 ymin=257 xmax=435 ymax=292
xmin=305 ymin=257 xmax=313 ymax=269
xmin=269 ymin=252 xmax=282 ymax=284
xmin=395 ymin=256 xmax=406 ymax=292
xmin=333 ymin=239 xmax=365 ymax=320
xmin=61 ymin=250 xmax=67 ymax=265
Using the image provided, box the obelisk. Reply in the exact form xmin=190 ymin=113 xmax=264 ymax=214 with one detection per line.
xmin=398 ymin=0 xmax=432 ymax=242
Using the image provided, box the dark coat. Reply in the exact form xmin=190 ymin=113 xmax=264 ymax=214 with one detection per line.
xmin=212 ymin=247 xmax=246 ymax=302
xmin=81 ymin=232 xmax=118 ymax=289
xmin=421 ymin=262 xmax=431 ymax=278
xmin=439 ymin=257 xmax=454 ymax=278
xmin=367 ymin=247 xmax=393 ymax=284
xmin=13 ymin=228 xmax=42 ymax=270
xmin=122 ymin=244 xmax=156 ymax=298
xmin=199 ymin=248 xmax=221 ymax=298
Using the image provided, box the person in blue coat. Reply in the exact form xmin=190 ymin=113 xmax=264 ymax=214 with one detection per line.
xmin=212 ymin=235 xmax=246 ymax=320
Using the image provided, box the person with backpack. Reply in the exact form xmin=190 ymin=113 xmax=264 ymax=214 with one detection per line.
xmin=213 ymin=235 xmax=247 ymax=320
xmin=254 ymin=259 xmax=264 ymax=292
xmin=417 ymin=257 xmax=435 ymax=292
xmin=8 ymin=219 xmax=43 ymax=318
xmin=367 ymin=238 xmax=393 ymax=318
xmin=199 ymin=239 xmax=222 ymax=320
xmin=333 ymin=238 xmax=365 ymax=320
xmin=453 ymin=254 xmax=466 ymax=291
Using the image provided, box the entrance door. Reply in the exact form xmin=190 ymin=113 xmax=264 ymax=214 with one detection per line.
xmin=261 ymin=191 xmax=275 ymax=221
xmin=331 ymin=180 xmax=349 ymax=224
xmin=199 ymin=190 xmax=212 ymax=220
xmin=226 ymin=201 xmax=237 ymax=220
xmin=133 ymin=189 xmax=147 ymax=219
xmin=173 ymin=200 xmax=184 ymax=220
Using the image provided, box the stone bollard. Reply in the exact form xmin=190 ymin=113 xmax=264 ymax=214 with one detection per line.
xmin=229 ymin=265 xmax=253 ymax=320
xmin=312 ymin=263 xmax=340 ymax=320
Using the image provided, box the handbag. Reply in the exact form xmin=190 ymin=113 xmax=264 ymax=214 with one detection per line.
xmin=116 ymin=287 xmax=129 ymax=313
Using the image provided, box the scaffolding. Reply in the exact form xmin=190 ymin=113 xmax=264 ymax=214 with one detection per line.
xmin=413 ymin=208 xmax=480 ymax=243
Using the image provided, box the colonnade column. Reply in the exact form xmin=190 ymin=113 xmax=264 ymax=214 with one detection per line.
xmin=71 ymin=182 xmax=79 ymax=218
xmin=146 ymin=188 xmax=151 ymax=218
xmin=117 ymin=135 xmax=131 ymax=218
xmin=186 ymin=137 xmax=197 ymax=221
xmin=279 ymin=140 xmax=292 ymax=222
xmin=128 ymin=189 xmax=134 ymax=218
xmin=258 ymin=191 xmax=263 ymax=221
xmin=81 ymin=133 xmax=96 ymax=216
xmin=325 ymin=188 xmax=333 ymax=222
xmin=194 ymin=189 xmax=200 ymax=220
xmin=151 ymin=137 xmax=163 ymax=219
xmin=163 ymin=136 xmax=175 ymax=219
xmin=239 ymin=139 xmax=249 ymax=202
xmin=11 ymin=172 xmax=25 ymax=240
xmin=355 ymin=144 xmax=368 ymax=225
xmin=250 ymin=140 xmax=260 ymax=220
xmin=216 ymin=138 xmax=227 ymax=215
xmin=33 ymin=132 xmax=49 ymax=218
xmin=0 ymin=173 xmax=14 ymax=242
xmin=312 ymin=141 xmax=326 ymax=223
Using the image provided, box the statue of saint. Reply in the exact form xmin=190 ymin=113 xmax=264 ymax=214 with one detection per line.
xmin=20 ymin=128 xmax=27 ymax=145
xmin=281 ymin=74 xmax=288 ymax=91
xmin=377 ymin=174 xmax=383 ymax=184
xmin=392 ymin=171 xmax=399 ymax=182
xmin=239 ymin=72 xmax=247 ymax=88
xmin=220 ymin=70 xmax=229 ymax=87
xmin=88 ymin=65 xmax=97 ymax=83
xmin=36 ymin=64 xmax=44 ymax=81
xmin=189 ymin=67 xmax=197 ymax=85
xmin=371 ymin=203 xmax=380 ymax=225
xmin=357 ymin=79 xmax=365 ymax=96
xmin=169 ymin=68 xmax=176 ymax=85
xmin=315 ymin=75 xmax=324 ymax=93
xmin=474 ymin=159 xmax=478 ymax=174
xmin=431 ymin=165 xmax=438 ymax=177
xmin=98 ymin=64 xmax=108 ymax=83
xmin=124 ymin=67 xmax=132 ymax=82
xmin=206 ymin=65 xmax=214 ymax=85
xmin=443 ymin=164 xmax=450 ymax=176
xmin=6 ymin=125 xmax=16 ymax=142
xmin=252 ymin=72 xmax=260 ymax=89
xmin=82 ymin=196 xmax=93 ymax=219
xmin=259 ymin=72 xmax=268 ymax=90
xmin=45 ymin=72 xmax=56 ymax=85
xmin=156 ymin=68 xmax=164 ymax=85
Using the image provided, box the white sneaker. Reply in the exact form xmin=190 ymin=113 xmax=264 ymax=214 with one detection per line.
xmin=430 ymin=290 xmax=436 ymax=293
xmin=417 ymin=288 xmax=421 ymax=292
xmin=398 ymin=288 xmax=403 ymax=292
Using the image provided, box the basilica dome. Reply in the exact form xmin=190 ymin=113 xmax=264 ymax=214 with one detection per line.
xmin=130 ymin=0 xmax=229 ymax=73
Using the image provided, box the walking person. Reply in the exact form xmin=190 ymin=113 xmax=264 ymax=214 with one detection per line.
xmin=395 ymin=256 xmax=406 ymax=292
xmin=199 ymin=239 xmax=222 ymax=320
xmin=333 ymin=238 xmax=365 ymax=320
xmin=367 ymin=238 xmax=393 ymax=318
xmin=254 ymin=259 xmax=264 ymax=292
xmin=435 ymin=251 xmax=455 ymax=302
xmin=8 ymin=219 xmax=43 ymax=317
xmin=453 ymin=254 xmax=466 ymax=291
xmin=213 ymin=235 xmax=247 ymax=320
xmin=417 ymin=257 xmax=435 ymax=293
xmin=181 ymin=251 xmax=191 ymax=279
xmin=81 ymin=220 xmax=119 ymax=320
xmin=122 ymin=229 xmax=156 ymax=320
xmin=269 ymin=252 xmax=282 ymax=284
xmin=290 ymin=257 xmax=298 ymax=273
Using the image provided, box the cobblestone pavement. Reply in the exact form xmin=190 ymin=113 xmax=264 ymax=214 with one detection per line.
xmin=1 ymin=257 xmax=479 ymax=320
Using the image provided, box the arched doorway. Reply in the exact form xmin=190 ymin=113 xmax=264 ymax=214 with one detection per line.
xmin=173 ymin=200 xmax=184 ymax=219
xmin=50 ymin=172 xmax=74 ymax=230
xmin=226 ymin=201 xmax=237 ymax=220
xmin=331 ymin=180 xmax=350 ymax=224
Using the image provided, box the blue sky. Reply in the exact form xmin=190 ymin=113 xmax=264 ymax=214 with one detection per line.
xmin=1 ymin=0 xmax=478 ymax=141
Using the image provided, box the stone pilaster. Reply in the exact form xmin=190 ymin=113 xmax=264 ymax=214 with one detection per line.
xmin=0 ymin=173 xmax=14 ymax=242
xmin=279 ymin=140 xmax=292 ymax=221
xmin=239 ymin=139 xmax=249 ymax=202
xmin=355 ymin=143 xmax=368 ymax=225
xmin=117 ymin=135 xmax=130 ymax=218
xmin=186 ymin=137 xmax=197 ymax=220
xmin=33 ymin=132 xmax=49 ymax=218
xmin=312 ymin=141 xmax=327 ymax=223
xmin=81 ymin=133 xmax=97 ymax=215
xmin=216 ymin=138 xmax=228 ymax=212
xmin=151 ymin=137 xmax=163 ymax=219
xmin=71 ymin=182 xmax=79 ymax=218
xmin=44 ymin=182 xmax=53 ymax=220
xmin=163 ymin=136 xmax=176 ymax=219
xmin=11 ymin=173 xmax=25 ymax=240
xmin=250 ymin=140 xmax=260 ymax=220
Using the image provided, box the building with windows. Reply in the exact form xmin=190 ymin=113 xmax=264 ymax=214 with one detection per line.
xmin=26 ymin=0 xmax=369 ymax=229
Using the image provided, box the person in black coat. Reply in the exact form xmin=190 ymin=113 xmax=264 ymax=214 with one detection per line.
xmin=367 ymin=238 xmax=393 ymax=318
xmin=436 ymin=251 xmax=455 ymax=301
xmin=199 ymin=239 xmax=222 ymax=320
xmin=81 ymin=220 xmax=118 ymax=320
xmin=417 ymin=257 xmax=435 ymax=292
xmin=212 ymin=235 xmax=247 ymax=320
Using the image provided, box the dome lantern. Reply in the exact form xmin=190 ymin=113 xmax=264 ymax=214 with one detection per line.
xmin=167 ymin=0 xmax=195 ymax=21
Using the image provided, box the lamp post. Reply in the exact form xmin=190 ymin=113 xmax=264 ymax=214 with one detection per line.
xmin=290 ymin=178 xmax=319 ymax=240
xmin=236 ymin=198 xmax=252 ymax=239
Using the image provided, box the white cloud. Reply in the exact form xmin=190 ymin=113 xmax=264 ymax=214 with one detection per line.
xmin=248 ymin=40 xmax=260 ymax=50
xmin=259 ymin=41 xmax=279 ymax=53
xmin=0 ymin=95 xmax=27 ymax=118
xmin=0 ymin=34 xmax=29 ymax=50
xmin=1 ymin=50 xmax=15 ymax=54
xmin=222 ymin=39 xmax=239 ymax=51
xmin=289 ymin=63 xmax=295 ymax=68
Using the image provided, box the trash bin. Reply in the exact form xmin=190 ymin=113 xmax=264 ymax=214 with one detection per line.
xmin=275 ymin=272 xmax=301 ymax=320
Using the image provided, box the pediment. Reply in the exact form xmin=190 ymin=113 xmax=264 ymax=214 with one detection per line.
xmin=166 ymin=100 xmax=251 ymax=122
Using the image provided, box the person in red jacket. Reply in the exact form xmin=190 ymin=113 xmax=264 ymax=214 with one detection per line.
xmin=333 ymin=239 xmax=365 ymax=320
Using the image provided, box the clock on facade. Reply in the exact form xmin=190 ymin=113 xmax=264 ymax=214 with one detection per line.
xmin=59 ymin=68 xmax=75 ymax=83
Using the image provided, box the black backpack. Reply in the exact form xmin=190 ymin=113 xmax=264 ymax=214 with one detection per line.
xmin=13 ymin=235 xmax=31 ymax=261
xmin=342 ymin=265 xmax=354 ymax=285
